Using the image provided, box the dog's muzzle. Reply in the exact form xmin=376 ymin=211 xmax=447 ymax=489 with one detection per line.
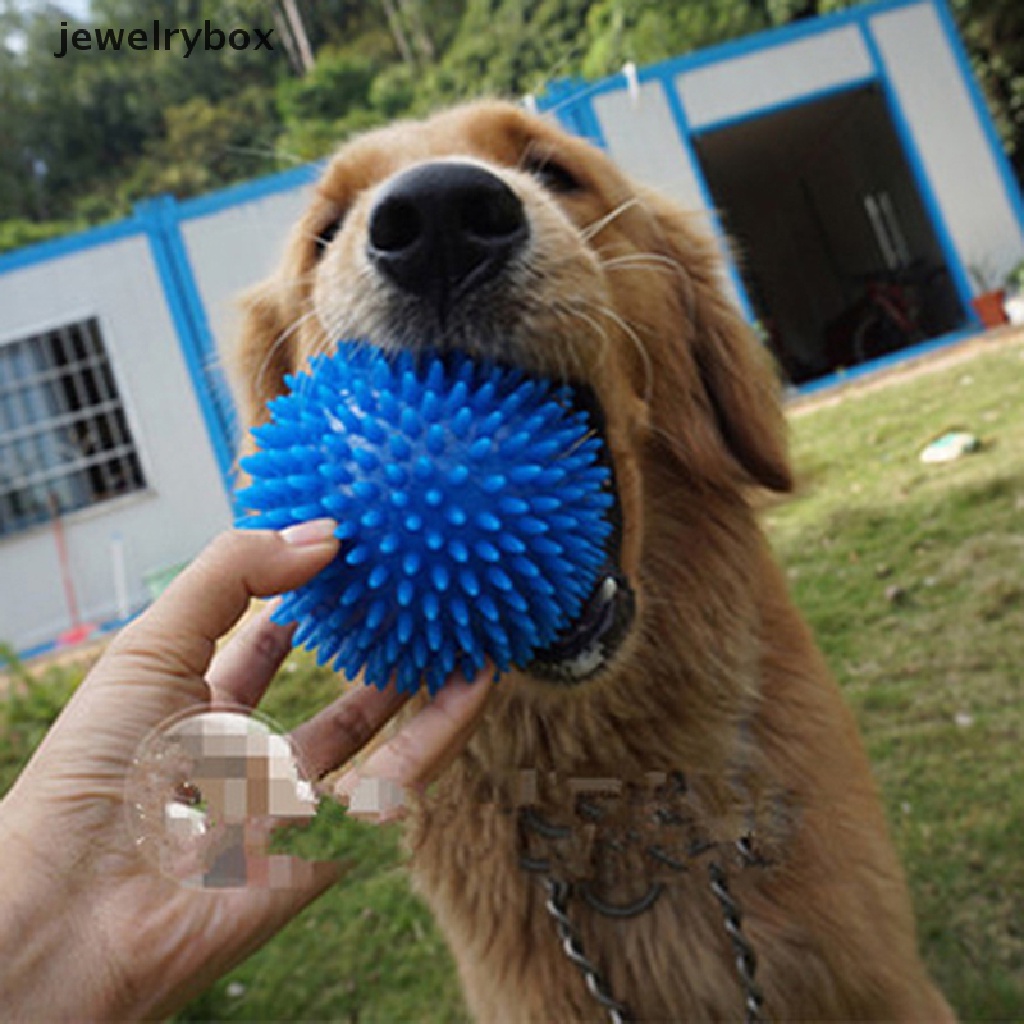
xmin=361 ymin=163 xmax=637 ymax=685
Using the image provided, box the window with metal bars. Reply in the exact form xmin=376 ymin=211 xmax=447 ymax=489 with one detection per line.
xmin=0 ymin=317 xmax=146 ymax=538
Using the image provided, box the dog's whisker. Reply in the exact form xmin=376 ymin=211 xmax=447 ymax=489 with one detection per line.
xmin=577 ymin=301 xmax=655 ymax=408
xmin=251 ymin=304 xmax=318 ymax=402
xmin=309 ymin=312 xmax=351 ymax=364
xmin=518 ymin=139 xmax=557 ymax=176
xmin=600 ymin=253 xmax=685 ymax=277
xmin=559 ymin=304 xmax=615 ymax=377
xmin=251 ymin=270 xmax=320 ymax=296
xmin=581 ymin=197 xmax=642 ymax=242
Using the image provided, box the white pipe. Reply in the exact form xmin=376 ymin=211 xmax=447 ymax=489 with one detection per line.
xmin=111 ymin=532 xmax=129 ymax=622
xmin=623 ymin=62 xmax=639 ymax=107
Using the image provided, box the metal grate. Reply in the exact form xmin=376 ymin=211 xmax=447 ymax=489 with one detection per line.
xmin=0 ymin=317 xmax=145 ymax=537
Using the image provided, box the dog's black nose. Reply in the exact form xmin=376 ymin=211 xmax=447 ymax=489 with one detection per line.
xmin=367 ymin=161 xmax=528 ymax=321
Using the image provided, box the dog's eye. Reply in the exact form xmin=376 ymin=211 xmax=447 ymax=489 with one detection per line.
xmin=314 ymin=218 xmax=342 ymax=257
xmin=524 ymin=154 xmax=583 ymax=196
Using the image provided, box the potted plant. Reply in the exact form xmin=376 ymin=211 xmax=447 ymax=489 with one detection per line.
xmin=968 ymin=260 xmax=1010 ymax=328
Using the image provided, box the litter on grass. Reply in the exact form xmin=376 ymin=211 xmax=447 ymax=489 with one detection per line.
xmin=919 ymin=431 xmax=980 ymax=463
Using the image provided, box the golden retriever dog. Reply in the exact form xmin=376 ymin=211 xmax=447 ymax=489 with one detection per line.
xmin=234 ymin=101 xmax=953 ymax=1022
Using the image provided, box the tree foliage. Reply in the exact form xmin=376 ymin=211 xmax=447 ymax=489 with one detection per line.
xmin=0 ymin=0 xmax=1020 ymax=251
xmin=951 ymin=0 xmax=1024 ymax=172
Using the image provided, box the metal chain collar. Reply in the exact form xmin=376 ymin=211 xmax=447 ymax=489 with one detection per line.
xmin=517 ymin=774 xmax=770 ymax=1024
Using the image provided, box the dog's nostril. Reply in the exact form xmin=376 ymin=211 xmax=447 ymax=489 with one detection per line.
xmin=459 ymin=187 xmax=525 ymax=241
xmin=369 ymin=197 xmax=423 ymax=254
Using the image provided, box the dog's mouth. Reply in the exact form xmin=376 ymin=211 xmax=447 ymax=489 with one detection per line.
xmin=524 ymin=381 xmax=636 ymax=686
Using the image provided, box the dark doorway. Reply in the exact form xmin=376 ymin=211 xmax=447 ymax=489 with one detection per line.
xmin=694 ymin=84 xmax=967 ymax=384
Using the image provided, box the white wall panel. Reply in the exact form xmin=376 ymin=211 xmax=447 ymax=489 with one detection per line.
xmin=594 ymin=82 xmax=708 ymax=212
xmin=679 ymin=26 xmax=872 ymax=132
xmin=870 ymin=5 xmax=1024 ymax=290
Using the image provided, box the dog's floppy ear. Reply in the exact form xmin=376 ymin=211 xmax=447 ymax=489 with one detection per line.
xmin=233 ymin=277 xmax=297 ymax=432
xmin=645 ymin=192 xmax=793 ymax=493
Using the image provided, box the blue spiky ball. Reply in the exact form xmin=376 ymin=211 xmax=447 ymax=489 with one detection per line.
xmin=235 ymin=345 xmax=613 ymax=695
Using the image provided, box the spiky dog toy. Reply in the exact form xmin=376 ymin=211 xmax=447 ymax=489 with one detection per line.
xmin=236 ymin=345 xmax=613 ymax=695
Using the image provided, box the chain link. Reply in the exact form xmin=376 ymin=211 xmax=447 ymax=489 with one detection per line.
xmin=542 ymin=876 xmax=634 ymax=1024
xmin=708 ymin=854 xmax=766 ymax=1024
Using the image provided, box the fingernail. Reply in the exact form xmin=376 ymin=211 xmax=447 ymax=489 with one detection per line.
xmin=280 ymin=518 xmax=337 ymax=547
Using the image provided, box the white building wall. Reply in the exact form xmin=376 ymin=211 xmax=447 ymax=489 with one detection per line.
xmin=583 ymin=0 xmax=1023 ymax=314
xmin=868 ymin=4 xmax=1024 ymax=290
xmin=0 ymin=237 xmax=232 ymax=650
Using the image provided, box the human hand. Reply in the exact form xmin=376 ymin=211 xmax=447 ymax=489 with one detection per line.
xmin=0 ymin=521 xmax=492 ymax=1021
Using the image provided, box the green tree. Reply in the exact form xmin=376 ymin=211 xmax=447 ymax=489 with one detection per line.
xmin=581 ymin=0 xmax=768 ymax=78
xmin=122 ymin=86 xmax=283 ymax=202
xmin=426 ymin=0 xmax=595 ymax=101
xmin=0 ymin=3 xmax=39 ymax=221
xmin=952 ymin=0 xmax=1024 ymax=175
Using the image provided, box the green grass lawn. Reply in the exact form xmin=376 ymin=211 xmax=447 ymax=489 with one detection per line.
xmin=2 ymin=334 xmax=1022 ymax=1022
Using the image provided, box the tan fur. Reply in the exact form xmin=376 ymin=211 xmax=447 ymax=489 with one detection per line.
xmin=234 ymin=101 xmax=953 ymax=1022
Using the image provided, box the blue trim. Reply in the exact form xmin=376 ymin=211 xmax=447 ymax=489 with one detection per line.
xmin=0 ymin=164 xmax=322 ymax=278
xmin=688 ymin=74 xmax=878 ymax=138
xmin=13 ymin=614 xmax=138 ymax=664
xmin=541 ymin=0 xmax=987 ymax=362
xmin=674 ymin=0 xmax=930 ymax=75
xmin=537 ymin=77 xmax=584 ymax=123
xmin=177 ymin=161 xmax=322 ymax=221
xmin=159 ymin=208 xmax=240 ymax=464
xmin=539 ymin=69 xmax=664 ymax=121
xmin=135 ymin=197 xmax=236 ymax=499
xmin=644 ymin=10 xmax=863 ymax=80
xmin=858 ymin=18 xmax=978 ymax=323
xmin=930 ymin=0 xmax=1024 ymax=242
xmin=539 ymin=77 xmax=609 ymax=150
xmin=0 ymin=215 xmax=145 ymax=277
xmin=655 ymin=76 xmax=760 ymax=325
xmin=15 ymin=639 xmax=58 ymax=662
xmin=572 ymin=94 xmax=608 ymax=151
xmin=793 ymin=324 xmax=978 ymax=397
